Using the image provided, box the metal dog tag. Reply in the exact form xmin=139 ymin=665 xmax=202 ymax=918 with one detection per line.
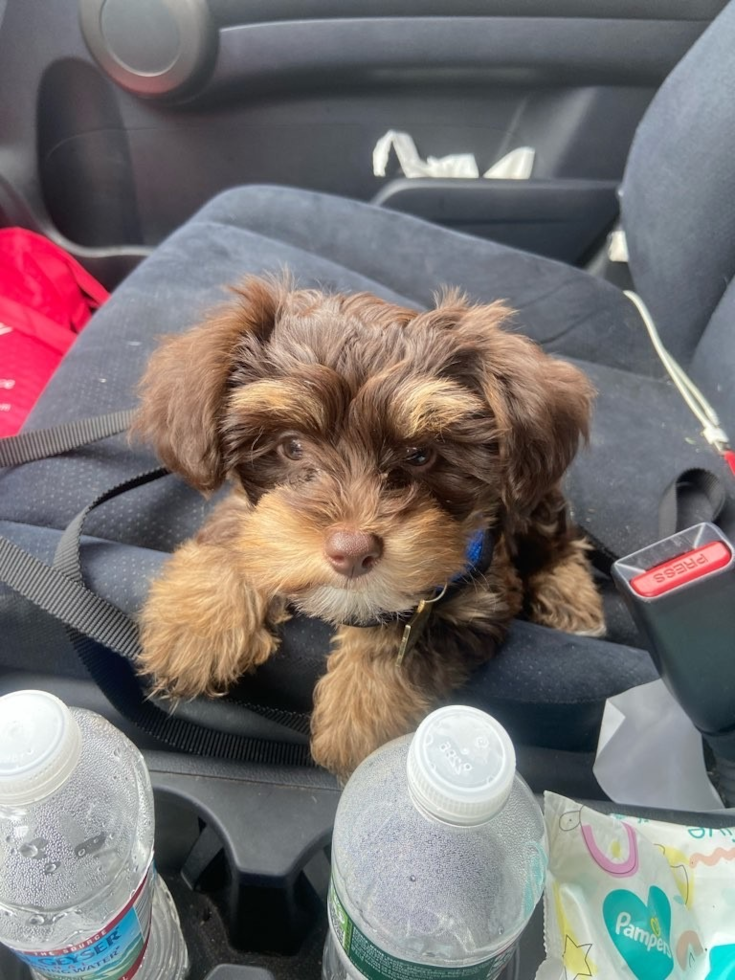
xmin=395 ymin=583 xmax=449 ymax=667
xmin=396 ymin=599 xmax=432 ymax=667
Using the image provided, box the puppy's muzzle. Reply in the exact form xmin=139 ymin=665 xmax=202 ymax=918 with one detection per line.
xmin=324 ymin=529 xmax=383 ymax=578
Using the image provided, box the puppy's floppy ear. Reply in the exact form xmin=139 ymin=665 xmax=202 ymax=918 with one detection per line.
xmin=455 ymin=302 xmax=594 ymax=516
xmin=131 ymin=276 xmax=281 ymax=494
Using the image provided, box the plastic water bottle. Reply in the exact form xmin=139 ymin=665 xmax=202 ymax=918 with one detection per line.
xmin=0 ymin=690 xmax=189 ymax=980
xmin=322 ymin=705 xmax=548 ymax=980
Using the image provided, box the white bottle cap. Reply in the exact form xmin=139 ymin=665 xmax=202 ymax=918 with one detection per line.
xmin=407 ymin=705 xmax=516 ymax=826
xmin=0 ymin=691 xmax=82 ymax=806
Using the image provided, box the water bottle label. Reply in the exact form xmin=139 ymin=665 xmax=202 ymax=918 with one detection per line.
xmin=8 ymin=861 xmax=156 ymax=980
xmin=328 ymin=881 xmax=517 ymax=980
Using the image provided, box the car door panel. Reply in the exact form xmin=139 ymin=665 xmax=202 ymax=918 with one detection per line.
xmin=0 ymin=0 xmax=725 ymax=281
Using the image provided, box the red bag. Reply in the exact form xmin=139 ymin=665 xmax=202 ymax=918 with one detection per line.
xmin=0 ymin=229 xmax=109 ymax=436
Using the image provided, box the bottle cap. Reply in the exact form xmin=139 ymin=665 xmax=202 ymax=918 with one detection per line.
xmin=0 ymin=691 xmax=82 ymax=806
xmin=407 ymin=705 xmax=516 ymax=826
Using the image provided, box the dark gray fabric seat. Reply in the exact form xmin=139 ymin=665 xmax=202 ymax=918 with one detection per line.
xmin=0 ymin=186 xmax=720 ymax=555
xmin=3 ymin=1 xmax=735 ymax=752
xmin=0 ymin=186 xmax=692 ymax=750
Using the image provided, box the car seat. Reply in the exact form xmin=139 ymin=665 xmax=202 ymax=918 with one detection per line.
xmin=2 ymin=0 xmax=735 ymax=760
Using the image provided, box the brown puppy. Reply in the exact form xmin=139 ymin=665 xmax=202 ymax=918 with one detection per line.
xmin=133 ymin=277 xmax=603 ymax=778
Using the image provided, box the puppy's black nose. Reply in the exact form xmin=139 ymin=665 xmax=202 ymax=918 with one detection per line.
xmin=325 ymin=529 xmax=382 ymax=578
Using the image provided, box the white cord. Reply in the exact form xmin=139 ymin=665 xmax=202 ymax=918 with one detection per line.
xmin=624 ymin=290 xmax=730 ymax=452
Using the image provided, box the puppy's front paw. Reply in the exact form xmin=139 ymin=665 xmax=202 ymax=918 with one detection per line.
xmin=310 ymin=710 xmax=386 ymax=783
xmin=137 ymin=542 xmax=278 ymax=698
xmin=309 ymin=705 xmax=384 ymax=782
xmin=527 ymin=541 xmax=605 ymax=638
xmin=310 ymin=633 xmax=433 ymax=779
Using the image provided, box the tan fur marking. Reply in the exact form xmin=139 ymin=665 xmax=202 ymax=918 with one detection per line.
xmin=392 ymin=378 xmax=485 ymax=439
xmin=235 ymin=491 xmax=472 ymax=622
xmin=229 ymin=379 xmax=327 ymax=430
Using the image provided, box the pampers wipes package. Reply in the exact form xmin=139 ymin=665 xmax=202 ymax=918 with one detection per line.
xmin=537 ymin=793 xmax=735 ymax=980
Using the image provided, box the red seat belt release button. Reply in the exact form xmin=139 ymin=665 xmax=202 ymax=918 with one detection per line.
xmin=723 ymin=449 xmax=735 ymax=477
xmin=630 ymin=541 xmax=732 ymax=598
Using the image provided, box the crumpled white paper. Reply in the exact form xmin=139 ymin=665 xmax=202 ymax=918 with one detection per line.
xmin=372 ymin=130 xmax=534 ymax=180
xmin=483 ymin=145 xmax=535 ymax=179
xmin=593 ymin=679 xmax=723 ymax=811
xmin=373 ymin=130 xmax=479 ymax=179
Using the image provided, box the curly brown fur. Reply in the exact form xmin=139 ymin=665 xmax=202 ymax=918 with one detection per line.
xmin=133 ymin=276 xmax=603 ymax=778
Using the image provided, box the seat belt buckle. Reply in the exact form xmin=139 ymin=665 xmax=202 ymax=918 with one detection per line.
xmin=612 ymin=522 xmax=735 ymax=763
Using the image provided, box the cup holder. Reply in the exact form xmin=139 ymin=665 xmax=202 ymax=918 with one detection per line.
xmin=149 ymin=755 xmax=339 ymax=978
xmin=1 ymin=751 xmax=732 ymax=980
xmin=146 ymin=756 xmax=551 ymax=980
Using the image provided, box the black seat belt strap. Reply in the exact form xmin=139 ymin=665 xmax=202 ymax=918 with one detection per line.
xmin=0 ymin=409 xmax=135 ymax=467
xmin=578 ymin=467 xmax=727 ymax=576
xmin=0 ymin=415 xmax=315 ymax=765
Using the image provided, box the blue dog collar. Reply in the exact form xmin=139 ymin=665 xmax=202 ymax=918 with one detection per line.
xmin=457 ymin=527 xmax=488 ymax=581
xmin=442 ymin=526 xmax=494 ymax=592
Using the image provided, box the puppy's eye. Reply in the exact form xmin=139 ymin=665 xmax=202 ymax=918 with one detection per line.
xmin=278 ymin=436 xmax=305 ymax=461
xmin=403 ymin=447 xmax=435 ymax=469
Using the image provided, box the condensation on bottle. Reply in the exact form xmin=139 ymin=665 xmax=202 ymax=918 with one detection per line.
xmin=0 ymin=690 xmax=189 ymax=980
xmin=323 ymin=705 xmax=548 ymax=980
